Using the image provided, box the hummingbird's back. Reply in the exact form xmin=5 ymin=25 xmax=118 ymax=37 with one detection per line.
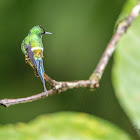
xmin=22 ymin=34 xmax=44 ymax=59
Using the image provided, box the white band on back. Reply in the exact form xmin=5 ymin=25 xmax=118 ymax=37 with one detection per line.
xmin=31 ymin=47 xmax=43 ymax=51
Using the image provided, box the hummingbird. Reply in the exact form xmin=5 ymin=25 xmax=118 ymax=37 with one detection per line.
xmin=21 ymin=25 xmax=52 ymax=95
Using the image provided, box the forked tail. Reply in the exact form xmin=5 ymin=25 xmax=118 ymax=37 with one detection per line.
xmin=34 ymin=59 xmax=48 ymax=96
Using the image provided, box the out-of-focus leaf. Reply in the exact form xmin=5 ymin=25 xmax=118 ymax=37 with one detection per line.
xmin=112 ymin=0 xmax=140 ymax=133
xmin=0 ymin=112 xmax=132 ymax=140
xmin=116 ymin=0 xmax=138 ymax=24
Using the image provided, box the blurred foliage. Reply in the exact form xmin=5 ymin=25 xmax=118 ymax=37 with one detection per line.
xmin=1 ymin=0 xmax=138 ymax=139
xmin=116 ymin=0 xmax=138 ymax=24
xmin=0 ymin=112 xmax=132 ymax=140
xmin=112 ymin=0 xmax=140 ymax=135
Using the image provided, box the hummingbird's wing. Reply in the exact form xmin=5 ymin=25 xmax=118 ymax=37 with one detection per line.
xmin=25 ymin=44 xmax=39 ymax=76
xmin=25 ymin=44 xmax=35 ymax=65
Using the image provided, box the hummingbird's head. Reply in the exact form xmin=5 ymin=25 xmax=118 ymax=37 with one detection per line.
xmin=29 ymin=25 xmax=52 ymax=36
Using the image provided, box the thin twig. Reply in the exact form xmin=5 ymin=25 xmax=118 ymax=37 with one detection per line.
xmin=0 ymin=79 xmax=98 ymax=107
xmin=90 ymin=2 xmax=140 ymax=79
xmin=0 ymin=2 xmax=140 ymax=107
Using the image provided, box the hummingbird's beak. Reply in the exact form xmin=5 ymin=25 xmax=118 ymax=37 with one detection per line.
xmin=45 ymin=32 xmax=53 ymax=34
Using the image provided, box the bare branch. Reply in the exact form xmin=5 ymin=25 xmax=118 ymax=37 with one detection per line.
xmin=0 ymin=2 xmax=140 ymax=107
xmin=0 ymin=79 xmax=98 ymax=107
xmin=90 ymin=2 xmax=140 ymax=79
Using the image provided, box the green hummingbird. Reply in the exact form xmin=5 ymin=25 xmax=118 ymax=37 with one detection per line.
xmin=21 ymin=25 xmax=52 ymax=95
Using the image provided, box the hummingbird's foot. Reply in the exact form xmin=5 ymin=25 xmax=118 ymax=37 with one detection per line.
xmin=25 ymin=55 xmax=39 ymax=77
xmin=25 ymin=55 xmax=29 ymax=63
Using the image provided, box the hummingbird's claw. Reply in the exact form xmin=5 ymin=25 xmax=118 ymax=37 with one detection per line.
xmin=25 ymin=55 xmax=39 ymax=77
xmin=25 ymin=55 xmax=29 ymax=63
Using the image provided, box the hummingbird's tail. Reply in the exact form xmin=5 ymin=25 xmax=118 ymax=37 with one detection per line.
xmin=34 ymin=59 xmax=48 ymax=96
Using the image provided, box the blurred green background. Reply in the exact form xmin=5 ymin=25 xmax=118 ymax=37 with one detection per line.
xmin=0 ymin=0 xmax=132 ymax=134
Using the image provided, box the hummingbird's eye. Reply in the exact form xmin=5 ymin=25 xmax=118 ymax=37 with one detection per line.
xmin=39 ymin=25 xmax=45 ymax=34
xmin=39 ymin=25 xmax=42 ymax=28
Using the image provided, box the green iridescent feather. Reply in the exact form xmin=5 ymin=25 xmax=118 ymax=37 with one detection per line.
xmin=21 ymin=25 xmax=44 ymax=57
